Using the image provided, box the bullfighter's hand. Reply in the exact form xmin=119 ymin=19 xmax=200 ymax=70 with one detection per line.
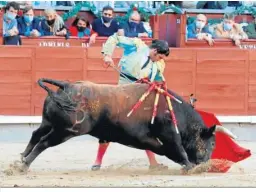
xmin=103 ymin=55 xmax=114 ymax=68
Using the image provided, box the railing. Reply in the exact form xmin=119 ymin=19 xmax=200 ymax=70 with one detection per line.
xmin=0 ymin=36 xmax=153 ymax=47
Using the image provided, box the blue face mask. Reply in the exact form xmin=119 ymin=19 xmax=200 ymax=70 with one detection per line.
xmin=24 ymin=15 xmax=33 ymax=23
xmin=6 ymin=12 xmax=16 ymax=20
xmin=129 ymin=21 xmax=139 ymax=28
xmin=223 ymin=23 xmax=232 ymax=31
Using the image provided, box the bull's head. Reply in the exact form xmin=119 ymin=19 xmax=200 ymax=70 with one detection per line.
xmin=186 ymin=125 xmax=237 ymax=165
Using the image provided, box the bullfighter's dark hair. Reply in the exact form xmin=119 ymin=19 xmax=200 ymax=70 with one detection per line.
xmin=150 ymin=39 xmax=170 ymax=56
xmin=4 ymin=1 xmax=20 ymax=13
xmin=102 ymin=5 xmax=114 ymax=13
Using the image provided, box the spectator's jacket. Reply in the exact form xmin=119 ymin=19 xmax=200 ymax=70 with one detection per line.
xmin=243 ymin=22 xmax=256 ymax=39
xmin=196 ymin=1 xmax=228 ymax=9
xmin=17 ymin=16 xmax=42 ymax=36
xmin=214 ymin=22 xmax=248 ymax=39
xmin=187 ymin=22 xmax=213 ymax=38
xmin=69 ymin=26 xmax=91 ymax=37
xmin=40 ymin=19 xmax=67 ymax=36
xmin=120 ymin=21 xmax=147 ymax=37
xmin=3 ymin=14 xmax=18 ymax=37
xmin=102 ymin=33 xmax=166 ymax=83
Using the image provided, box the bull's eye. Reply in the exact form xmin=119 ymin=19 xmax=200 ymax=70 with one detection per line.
xmin=212 ymin=142 xmax=215 ymax=147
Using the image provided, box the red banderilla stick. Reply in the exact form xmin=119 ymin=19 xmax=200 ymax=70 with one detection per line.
xmin=127 ymin=83 xmax=156 ymax=117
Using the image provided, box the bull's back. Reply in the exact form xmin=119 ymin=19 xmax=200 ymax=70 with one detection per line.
xmin=71 ymin=82 xmax=168 ymax=122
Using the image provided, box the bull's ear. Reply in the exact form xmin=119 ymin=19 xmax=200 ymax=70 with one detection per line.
xmin=201 ymin=125 xmax=216 ymax=138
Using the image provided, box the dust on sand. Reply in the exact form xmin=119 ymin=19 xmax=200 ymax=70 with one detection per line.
xmin=0 ymin=140 xmax=255 ymax=187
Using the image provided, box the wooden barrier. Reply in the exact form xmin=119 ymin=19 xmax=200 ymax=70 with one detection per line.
xmin=19 ymin=36 xmax=153 ymax=47
xmin=0 ymin=46 xmax=255 ymax=116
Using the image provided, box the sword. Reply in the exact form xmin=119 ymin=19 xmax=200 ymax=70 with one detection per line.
xmin=108 ymin=63 xmax=136 ymax=84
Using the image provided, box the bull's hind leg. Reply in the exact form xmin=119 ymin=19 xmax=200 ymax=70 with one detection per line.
xmin=20 ymin=119 xmax=52 ymax=161
xmin=18 ymin=129 xmax=75 ymax=173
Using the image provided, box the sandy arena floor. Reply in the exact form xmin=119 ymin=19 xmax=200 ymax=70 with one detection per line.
xmin=0 ymin=139 xmax=255 ymax=187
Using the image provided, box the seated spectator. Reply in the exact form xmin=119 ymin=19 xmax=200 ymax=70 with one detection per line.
xmin=187 ymin=14 xmax=214 ymax=46
xmin=55 ymin=1 xmax=75 ymax=6
xmin=196 ymin=1 xmax=228 ymax=9
xmin=89 ymin=5 xmax=121 ymax=44
xmin=17 ymin=6 xmax=42 ymax=37
xmin=118 ymin=11 xmax=148 ymax=38
xmin=69 ymin=16 xmax=91 ymax=38
xmin=181 ymin=1 xmax=198 ymax=9
xmin=243 ymin=16 xmax=256 ymax=39
xmin=214 ymin=13 xmax=248 ymax=46
xmin=41 ymin=8 xmax=68 ymax=37
xmin=3 ymin=1 xmax=20 ymax=45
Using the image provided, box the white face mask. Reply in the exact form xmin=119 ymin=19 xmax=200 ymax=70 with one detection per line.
xmin=196 ymin=21 xmax=205 ymax=29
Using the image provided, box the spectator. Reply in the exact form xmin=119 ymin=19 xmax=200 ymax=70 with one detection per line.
xmin=56 ymin=1 xmax=75 ymax=6
xmin=181 ymin=1 xmax=198 ymax=9
xmin=69 ymin=16 xmax=91 ymax=38
xmin=196 ymin=1 xmax=228 ymax=9
xmin=89 ymin=5 xmax=121 ymax=44
xmin=118 ymin=11 xmax=148 ymax=38
xmin=214 ymin=13 xmax=248 ymax=46
xmin=3 ymin=1 xmax=20 ymax=45
xmin=41 ymin=8 xmax=68 ymax=37
xmin=243 ymin=16 xmax=256 ymax=39
xmin=187 ymin=14 xmax=214 ymax=46
xmin=17 ymin=6 xmax=42 ymax=37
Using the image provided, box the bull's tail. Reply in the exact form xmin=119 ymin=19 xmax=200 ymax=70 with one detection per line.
xmin=38 ymin=78 xmax=76 ymax=112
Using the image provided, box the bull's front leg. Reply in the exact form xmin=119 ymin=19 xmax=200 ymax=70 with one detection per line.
xmin=160 ymin=131 xmax=194 ymax=171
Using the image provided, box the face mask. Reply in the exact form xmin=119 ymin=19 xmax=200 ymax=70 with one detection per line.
xmin=102 ymin=16 xmax=112 ymax=23
xmin=196 ymin=21 xmax=205 ymax=29
xmin=77 ymin=26 xmax=86 ymax=32
xmin=24 ymin=15 xmax=33 ymax=23
xmin=47 ymin=19 xmax=55 ymax=25
xmin=6 ymin=12 xmax=16 ymax=20
xmin=223 ymin=23 xmax=232 ymax=31
xmin=129 ymin=21 xmax=139 ymax=28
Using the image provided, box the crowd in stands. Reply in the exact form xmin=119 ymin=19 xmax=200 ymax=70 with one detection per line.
xmin=3 ymin=1 xmax=256 ymax=46
xmin=2 ymin=1 xmax=152 ymax=45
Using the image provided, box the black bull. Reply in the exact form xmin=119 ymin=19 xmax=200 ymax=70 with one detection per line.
xmin=17 ymin=78 xmax=236 ymax=173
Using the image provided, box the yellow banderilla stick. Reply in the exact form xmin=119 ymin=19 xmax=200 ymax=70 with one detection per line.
xmin=151 ymin=91 xmax=160 ymax=124
xmin=166 ymin=96 xmax=179 ymax=134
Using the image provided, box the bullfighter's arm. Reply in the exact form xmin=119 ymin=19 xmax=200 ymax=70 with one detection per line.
xmin=101 ymin=33 xmax=147 ymax=56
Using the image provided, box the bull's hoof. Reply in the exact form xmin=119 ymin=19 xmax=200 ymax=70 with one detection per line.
xmin=149 ymin=164 xmax=168 ymax=171
xmin=20 ymin=153 xmax=26 ymax=163
xmin=11 ymin=160 xmax=29 ymax=174
xmin=181 ymin=164 xmax=195 ymax=174
xmin=91 ymin=165 xmax=101 ymax=171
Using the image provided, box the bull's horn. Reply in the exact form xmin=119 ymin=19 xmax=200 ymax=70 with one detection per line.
xmin=215 ymin=125 xmax=238 ymax=140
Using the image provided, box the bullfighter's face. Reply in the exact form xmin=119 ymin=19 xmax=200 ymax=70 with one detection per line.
xmin=149 ymin=49 xmax=167 ymax=62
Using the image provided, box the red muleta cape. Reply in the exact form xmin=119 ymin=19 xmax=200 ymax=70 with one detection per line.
xmin=197 ymin=110 xmax=251 ymax=173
